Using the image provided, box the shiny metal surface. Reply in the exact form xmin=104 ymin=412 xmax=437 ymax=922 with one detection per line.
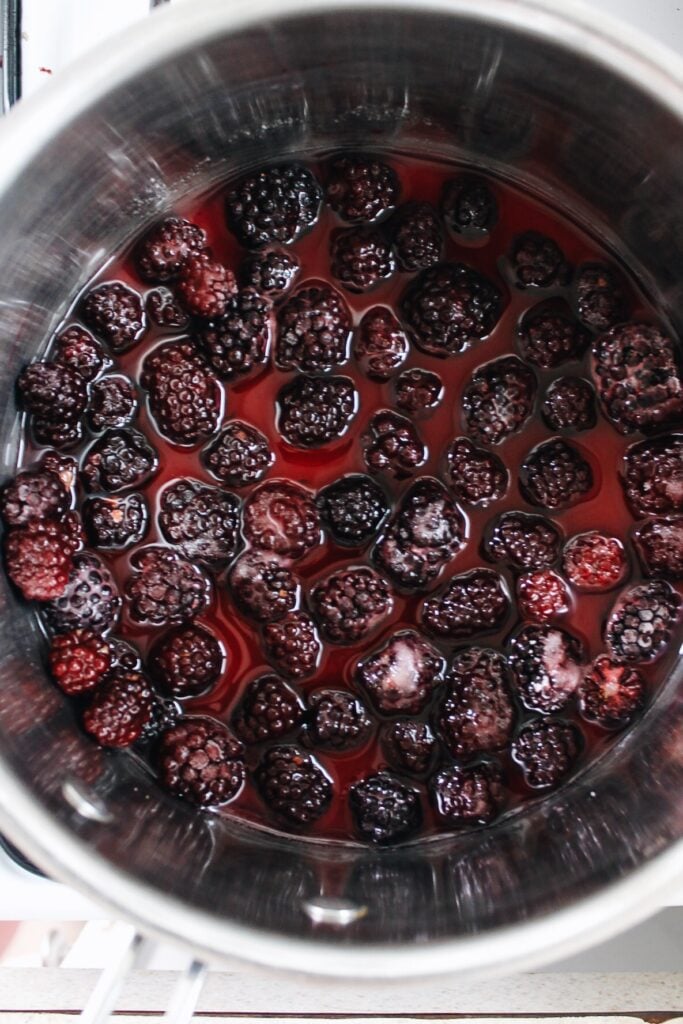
xmin=0 ymin=0 xmax=682 ymax=979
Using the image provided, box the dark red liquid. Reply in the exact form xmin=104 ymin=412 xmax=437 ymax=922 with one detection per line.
xmin=20 ymin=153 xmax=683 ymax=845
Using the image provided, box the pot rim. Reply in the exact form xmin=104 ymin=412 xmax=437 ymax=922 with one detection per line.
xmin=1 ymin=0 xmax=683 ymax=979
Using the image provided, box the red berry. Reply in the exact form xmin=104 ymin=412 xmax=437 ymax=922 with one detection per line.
xmin=517 ymin=570 xmax=570 ymax=622
xmin=88 ymin=375 xmax=138 ymax=432
xmin=579 ymin=655 xmax=644 ymax=726
xmin=317 ymin=474 xmax=389 ymax=547
xmin=241 ymin=247 xmax=301 ymax=297
xmin=353 ymin=306 xmax=408 ymax=380
xmin=226 ymin=164 xmax=322 ymax=247
xmin=135 ymin=216 xmax=207 ymax=282
xmin=463 ymin=355 xmax=536 ymax=445
xmin=325 ymin=154 xmax=399 ymax=224
xmin=256 ymin=745 xmax=331 ymax=825
xmin=605 ymin=580 xmax=679 ymax=664
xmin=125 ymin=546 xmax=211 ymax=625
xmin=349 ymin=773 xmax=421 ymax=844
xmin=357 ymin=629 xmax=444 ymax=715
xmin=542 ymin=377 xmax=596 ymax=432
xmin=575 ymin=263 xmax=627 ymax=331
xmin=83 ymin=493 xmax=148 ymax=550
xmin=634 ymin=518 xmax=683 ymax=579
xmin=277 ymin=374 xmax=358 ymax=448
xmin=17 ymin=361 xmax=87 ymax=444
xmin=158 ymin=479 xmax=240 ymax=564
xmin=518 ymin=305 xmax=589 ymax=368
xmin=83 ymin=670 xmax=153 ymax=748
xmin=141 ymin=341 xmax=220 ymax=446
xmin=508 ymin=624 xmax=584 ymax=713
xmin=49 ymin=629 xmax=112 ymax=695
xmin=174 ymin=254 xmax=237 ymax=319
xmin=562 ymin=532 xmax=626 ymax=591
xmin=392 ymin=202 xmax=443 ymax=270
xmin=44 ymin=552 xmax=121 ymax=634
xmin=1 ymin=468 xmax=69 ymax=527
xmin=158 ymin=716 xmax=245 ymax=806
xmin=394 ymin=368 xmax=443 ymax=416
xmin=422 ymin=568 xmax=510 ymax=640
xmin=193 ymin=288 xmax=271 ymax=381
xmin=263 ymin=612 xmax=322 ymax=679
xmin=402 ymin=262 xmax=502 ymax=356
xmin=382 ymin=721 xmax=436 ymax=774
xmin=622 ymin=434 xmax=683 ymax=518
xmin=364 ymin=410 xmax=426 ymax=478
xmin=430 ymin=763 xmax=504 ymax=827
xmin=520 ymin=439 xmax=594 ymax=510
xmin=81 ymin=281 xmax=146 ymax=353
xmin=442 ymin=175 xmax=497 ymax=235
xmin=485 ymin=510 xmax=562 ymax=570
xmin=5 ymin=520 xmax=76 ymax=601
xmin=148 ymin=622 xmax=223 ymax=698
xmin=54 ymin=325 xmax=106 ymax=381
xmin=81 ymin=428 xmax=158 ymax=493
xmin=276 ymin=281 xmax=351 ymax=372
xmin=512 ymin=718 xmax=582 ymax=789
xmin=445 ymin=437 xmax=508 ymax=507
xmin=229 ymin=552 xmax=300 ymax=623
xmin=233 ymin=675 xmax=304 ymax=744
xmin=438 ymin=647 xmax=515 ymax=757
xmin=330 ymin=227 xmax=396 ymax=292
xmin=510 ymin=231 xmax=570 ymax=288
xmin=146 ymin=287 xmax=189 ymax=330
xmin=312 ymin=566 xmax=393 ymax=645
xmin=306 ymin=689 xmax=372 ymax=751
xmin=242 ymin=480 xmax=320 ymax=560
xmin=202 ymin=420 xmax=273 ymax=488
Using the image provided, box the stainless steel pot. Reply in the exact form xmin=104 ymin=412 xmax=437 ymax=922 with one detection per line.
xmin=0 ymin=0 xmax=682 ymax=980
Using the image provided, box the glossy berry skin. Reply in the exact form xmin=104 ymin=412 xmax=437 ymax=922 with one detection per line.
xmin=318 ymin=474 xmax=389 ymax=547
xmin=134 ymin=216 xmax=207 ymax=282
xmin=158 ymin=479 xmax=240 ymax=565
xmin=277 ymin=375 xmax=358 ymax=449
xmin=233 ymin=675 xmax=304 ymax=744
xmin=0 ymin=468 xmax=69 ymax=527
xmin=518 ymin=306 xmax=589 ymax=368
xmin=54 ymin=325 xmax=106 ymax=381
xmin=17 ymin=361 xmax=87 ymax=447
xmin=311 ymin=566 xmax=393 ymax=644
xmin=357 ymin=629 xmax=444 ymax=716
xmin=158 ymin=717 xmax=245 ymax=807
xmin=49 ymin=629 xmax=112 ymax=695
xmin=542 ymin=377 xmax=596 ymax=432
xmin=146 ymin=287 xmax=189 ymax=330
xmin=382 ymin=721 xmax=436 ymax=775
xmin=510 ymin=231 xmax=570 ymax=289
xmin=256 ymin=745 xmax=331 ymax=825
xmin=402 ymin=262 xmax=502 ymax=356
xmin=174 ymin=254 xmax=237 ymax=319
xmin=430 ymin=763 xmax=504 ymax=827
xmin=330 ymin=227 xmax=396 ymax=293
xmin=353 ymin=306 xmax=408 ymax=380
xmin=579 ymin=656 xmax=644 ymax=727
xmin=325 ymin=154 xmax=399 ymax=224
xmin=517 ymin=571 xmax=570 ymax=622
xmin=263 ymin=612 xmax=322 ymax=680
xmin=242 ymin=480 xmax=320 ymax=560
xmin=306 ymin=689 xmax=372 ymax=751
xmin=83 ymin=669 xmax=153 ymax=748
xmin=605 ymin=581 xmax=680 ymax=664
xmin=508 ymin=624 xmax=584 ymax=713
xmin=83 ymin=493 xmax=148 ymax=550
xmin=438 ymin=647 xmax=515 ymax=758
xmin=193 ymin=288 xmax=271 ymax=381
xmin=276 ymin=281 xmax=351 ymax=373
xmin=422 ymin=569 xmax=510 ymax=640
xmin=634 ymin=518 xmax=683 ymax=579
xmin=349 ymin=773 xmax=422 ymax=845
xmin=520 ymin=439 xmax=593 ymax=510
xmin=445 ymin=437 xmax=508 ymax=507
xmin=462 ymin=355 xmax=536 ymax=446
xmin=230 ymin=552 xmax=300 ymax=623
xmin=141 ymin=341 xmax=220 ymax=446
xmin=562 ymin=532 xmax=626 ymax=592
xmin=125 ymin=546 xmax=210 ymax=626
xmin=622 ymin=435 xmax=683 ymax=518
xmin=364 ymin=410 xmax=426 ymax=479
xmin=88 ymin=375 xmax=138 ymax=432
xmin=81 ymin=428 xmax=158 ymax=494
xmin=395 ymin=368 xmax=443 ymax=417
xmin=575 ymin=263 xmax=626 ymax=331
xmin=226 ymin=163 xmax=322 ymax=247
xmin=4 ymin=520 xmax=77 ymax=602
xmin=392 ymin=202 xmax=443 ymax=270
xmin=44 ymin=552 xmax=121 ymax=634
xmin=148 ymin=623 xmax=223 ymax=698
xmin=442 ymin=175 xmax=497 ymax=235
xmin=241 ymin=247 xmax=300 ymax=297
xmin=202 ymin=421 xmax=272 ymax=488
xmin=81 ymin=281 xmax=146 ymax=353
xmin=512 ymin=718 xmax=582 ymax=790
xmin=485 ymin=511 xmax=562 ymax=570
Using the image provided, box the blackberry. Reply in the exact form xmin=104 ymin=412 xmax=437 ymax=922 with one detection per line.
xmin=442 ymin=174 xmax=498 ymax=235
xmin=318 ymin=474 xmax=389 ymax=547
xmin=395 ymin=368 xmax=444 ymax=417
xmin=4 ymin=520 xmax=75 ymax=601
xmin=349 ymin=773 xmax=421 ymax=844
xmin=18 ymin=361 xmax=87 ymax=444
xmin=363 ymin=410 xmax=426 ymax=478
xmin=562 ymin=532 xmax=626 ymax=591
xmin=508 ymin=624 xmax=584 ymax=713
xmin=158 ymin=479 xmax=240 ymax=564
xmin=374 ymin=477 xmax=465 ymax=589
xmin=39 ymin=451 xmax=78 ymax=494
xmin=542 ymin=377 xmax=596 ymax=432
xmin=256 ymin=745 xmax=332 ymax=825
xmin=241 ymin=247 xmax=300 ymax=297
xmin=148 ymin=622 xmax=223 ymax=698
xmin=226 ymin=163 xmax=322 ymax=247
xmin=54 ymin=325 xmax=106 ymax=381
xmin=277 ymin=374 xmax=358 ymax=448
xmin=430 ymin=763 xmax=504 ymax=827
xmin=141 ymin=341 xmax=220 ymax=446
xmin=517 ymin=570 xmax=570 ymax=622
xmin=233 ymin=675 xmax=304 ymax=744
xmin=438 ymin=647 xmax=515 ymax=757
xmin=81 ymin=428 xmax=158 ymax=495
xmin=49 ymin=628 xmax=112 ymax=695
xmin=88 ymin=375 xmax=138 ymax=431
xmin=518 ymin=306 xmax=589 ymax=368
xmin=263 ymin=612 xmax=322 ymax=679
xmin=83 ymin=493 xmax=148 ymax=549
xmin=579 ymin=656 xmax=644 ymax=727
xmin=134 ymin=216 xmax=207 ymax=282
xmin=605 ymin=580 xmax=679 ymax=663
xmin=1 ymin=467 xmax=69 ymax=527
xmin=382 ymin=721 xmax=436 ymax=774
xmin=330 ymin=227 xmax=396 ymax=292
xmin=312 ymin=566 xmax=393 ymax=644
xmin=242 ymin=480 xmax=320 ymax=559
xmin=136 ymin=695 xmax=182 ymax=746
xmin=306 ymin=690 xmax=372 ymax=751
xmin=520 ymin=439 xmax=593 ymax=509
xmin=634 ymin=518 xmax=683 ymax=579
xmin=575 ymin=262 xmax=627 ymax=331
xmin=392 ymin=202 xmax=443 ymax=270
xmin=353 ymin=306 xmax=409 ymax=380
xmin=146 ymin=287 xmax=189 ymax=330
xmin=592 ymin=322 xmax=683 ymax=434
xmin=230 ymin=552 xmax=300 ymax=623
xmin=421 ymin=568 xmax=510 ymax=640
xmin=158 ymin=716 xmax=245 ymax=806
xmin=32 ymin=418 xmax=82 ymax=450
xmin=126 ymin=546 xmax=210 ymax=625
xmin=202 ymin=420 xmax=272 ymax=488
xmin=485 ymin=510 xmax=561 ymax=570
xmin=325 ymin=154 xmax=399 ymax=223
xmin=512 ymin=718 xmax=582 ymax=789
xmin=462 ymin=355 xmax=536 ymax=445
xmin=445 ymin=437 xmax=508 ymax=507
xmin=107 ymin=637 xmax=143 ymax=673
xmin=44 ymin=552 xmax=121 ymax=634
xmin=510 ymin=232 xmax=570 ymax=288
xmin=83 ymin=670 xmax=153 ymax=748
xmin=357 ymin=629 xmax=444 ymax=715
xmin=622 ymin=435 xmax=683 ymax=517
xmin=174 ymin=254 xmax=237 ymax=319
xmin=193 ymin=288 xmax=270 ymax=381
xmin=402 ymin=262 xmax=502 ymax=356
xmin=81 ymin=281 xmax=146 ymax=353
xmin=276 ymin=281 xmax=351 ymax=372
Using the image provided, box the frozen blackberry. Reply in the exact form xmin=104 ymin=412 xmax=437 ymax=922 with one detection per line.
xmin=39 ymin=451 xmax=78 ymax=495
xmin=158 ymin=716 xmax=245 ymax=806
xmin=88 ymin=375 xmax=138 ymax=431
xmin=256 ymin=746 xmax=331 ymax=825
xmin=520 ymin=439 xmax=593 ymax=510
xmin=44 ymin=552 xmax=121 ymax=634
xmin=445 ymin=437 xmax=508 ymax=507
xmin=194 ymin=288 xmax=271 ymax=381
xmin=562 ymin=532 xmax=626 ymax=591
xmin=517 ymin=570 xmax=570 ymax=622
xmin=421 ymin=568 xmax=510 ymax=640
xmin=353 ymin=307 xmax=408 ymax=380
xmin=438 ymin=647 xmax=515 ymax=757
xmin=442 ymin=174 xmax=497 ymax=235
xmin=226 ymin=163 xmax=322 ymax=247
xmin=579 ymin=656 xmax=644 ymax=727
xmin=485 ymin=510 xmax=562 ymax=570
xmin=605 ymin=581 xmax=679 ymax=663
xmin=634 ymin=518 xmax=683 ymax=579
xmin=83 ymin=493 xmax=148 ymax=549
xmin=276 ymin=281 xmax=351 ymax=372
xmin=241 ymin=247 xmax=300 ymax=297
xmin=81 ymin=428 xmax=158 ymax=493
xmin=146 ymin=287 xmax=189 ymax=330
xmin=158 ymin=479 xmax=240 ymax=564
xmin=230 ymin=552 xmax=300 ymax=623
xmin=402 ymin=262 xmax=502 ymax=356
xmin=349 ymin=773 xmax=421 ymax=844
xmin=462 ymin=355 xmax=536 ymax=446
xmin=592 ymin=322 xmax=683 ymax=434
xmin=382 ymin=721 xmax=436 ymax=774
xmin=1 ymin=467 xmax=69 ymax=527
xmin=512 ymin=718 xmax=582 ymax=789
xmin=542 ymin=377 xmax=596 ymax=432
xmin=430 ymin=763 xmax=504 ymax=827
xmin=83 ymin=669 xmax=153 ymax=748
xmin=49 ymin=628 xmax=112 ymax=696
xmin=575 ymin=263 xmax=627 ymax=331
xmin=54 ymin=325 xmax=106 ymax=381
xmin=311 ymin=566 xmax=393 ymax=644
xmin=242 ymin=480 xmax=320 ymax=559
xmin=392 ymin=202 xmax=443 ymax=270
xmin=233 ymin=675 xmax=304 ymax=744
xmin=135 ymin=216 xmax=207 ymax=282
xmin=395 ymin=368 xmax=444 ymax=417
xmin=357 ymin=629 xmax=445 ymax=715
xmin=202 ymin=421 xmax=272 ymax=488
xmin=148 ymin=623 xmax=223 ymax=698
xmin=175 ymin=254 xmax=237 ymax=319
xmin=330 ymin=227 xmax=396 ymax=292
xmin=126 ymin=546 xmax=210 ymax=625
xmin=325 ymin=154 xmax=399 ymax=223
xmin=136 ymin=695 xmax=182 ymax=746
xmin=510 ymin=231 xmax=570 ymax=288
xmin=81 ymin=281 xmax=146 ymax=353
xmin=306 ymin=690 xmax=372 ymax=751
xmin=364 ymin=410 xmax=426 ymax=479
xmin=141 ymin=341 xmax=220 ymax=446
xmin=622 ymin=435 xmax=683 ymax=517
xmin=277 ymin=374 xmax=358 ymax=448
xmin=518 ymin=306 xmax=589 ymax=368
xmin=5 ymin=520 xmax=76 ymax=602
xmin=318 ymin=474 xmax=389 ymax=547
xmin=374 ymin=477 xmax=465 ymax=590
xmin=263 ymin=612 xmax=321 ymax=680
xmin=17 ymin=361 xmax=87 ymax=441
xmin=508 ymin=624 xmax=584 ymax=713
